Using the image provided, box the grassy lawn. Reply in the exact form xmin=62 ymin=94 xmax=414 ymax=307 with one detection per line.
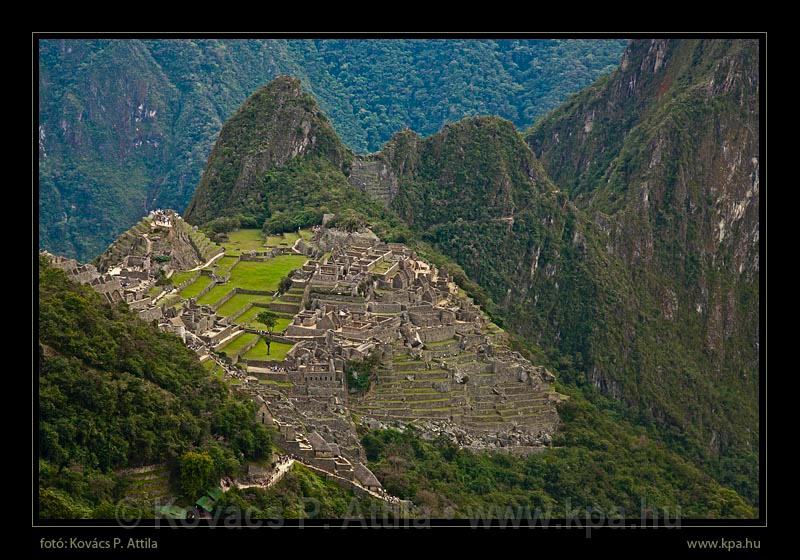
xmin=216 ymin=293 xmax=272 ymax=316
xmin=171 ymin=270 xmax=196 ymax=286
xmin=219 ymin=332 xmax=259 ymax=357
xmin=180 ymin=275 xmax=212 ymax=299
xmin=201 ymin=359 xmax=225 ymax=377
xmin=222 ymin=229 xmax=267 ymax=253
xmin=266 ymin=231 xmax=301 ymax=247
xmin=197 ymin=285 xmax=234 ymax=306
xmin=220 ymin=228 xmax=308 ymax=253
xmin=242 ymin=339 xmax=294 ymax=362
xmin=228 ymin=256 xmax=307 ymax=292
xmin=212 ymin=255 xmax=239 ymax=275
xmin=372 ymin=260 xmax=393 ymax=274
xmin=161 ymin=294 xmax=181 ymax=308
xmin=425 ymin=338 xmax=457 ymax=348
xmin=176 ymin=243 xmax=306 ymax=309
xmin=237 ymin=309 xmax=292 ymax=332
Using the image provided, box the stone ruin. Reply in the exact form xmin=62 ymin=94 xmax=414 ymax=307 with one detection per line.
xmin=42 ymin=218 xmax=564 ymax=499
xmin=238 ymin=226 xmax=563 ymax=466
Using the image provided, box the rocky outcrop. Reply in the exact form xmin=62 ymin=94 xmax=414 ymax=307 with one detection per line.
xmin=94 ymin=210 xmax=219 ymax=273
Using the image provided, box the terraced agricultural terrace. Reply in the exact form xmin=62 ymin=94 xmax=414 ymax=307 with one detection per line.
xmin=173 ymin=230 xmax=309 ymax=339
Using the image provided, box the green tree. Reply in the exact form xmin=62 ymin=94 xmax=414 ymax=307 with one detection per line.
xmin=330 ymin=209 xmax=366 ymax=232
xmin=179 ymin=451 xmax=215 ymax=500
xmin=255 ymin=311 xmax=279 ymax=356
xmin=345 ymin=354 xmax=379 ymax=394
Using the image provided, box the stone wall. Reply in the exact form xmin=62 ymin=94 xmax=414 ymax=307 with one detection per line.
xmin=268 ymin=301 xmax=301 ymax=314
xmin=242 ymin=331 xmax=295 ymax=345
xmin=229 ymin=302 xmax=254 ymax=322
xmin=248 ymin=370 xmax=292 ymax=381
xmin=238 ymin=288 xmax=273 ymax=296
xmin=284 ymin=325 xmax=328 ymax=338
xmin=212 ymin=288 xmax=238 ymax=312
xmin=416 ymin=324 xmax=455 ymax=343
xmin=193 ymin=276 xmax=217 ymax=301
xmin=229 ymin=335 xmax=261 ymax=364
xmin=138 ymin=306 xmax=164 ymax=322
xmin=313 ymin=299 xmax=368 ymax=314
xmin=368 ymin=302 xmax=402 ymax=314
xmin=347 ymin=157 xmax=399 ymax=204
xmin=210 ymin=325 xmax=240 ymax=348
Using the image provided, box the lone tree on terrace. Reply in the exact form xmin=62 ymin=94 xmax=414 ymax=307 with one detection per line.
xmin=255 ymin=310 xmax=279 ymax=355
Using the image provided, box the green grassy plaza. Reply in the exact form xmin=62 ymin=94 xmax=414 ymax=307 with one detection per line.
xmin=236 ymin=307 xmax=293 ymax=332
xmin=222 ymin=228 xmax=309 ymax=254
xmin=242 ymin=339 xmax=295 ymax=362
xmin=219 ymin=332 xmax=259 ymax=357
xmin=216 ymin=293 xmax=273 ymax=316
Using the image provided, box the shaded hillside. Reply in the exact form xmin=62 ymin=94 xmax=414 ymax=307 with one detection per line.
xmin=38 ymin=38 xmax=626 ymax=261
xmin=184 ymin=77 xmax=352 ymax=225
xmin=361 ymin=387 xmax=754 ymax=519
xmin=525 ymin=39 xmax=760 ymax=501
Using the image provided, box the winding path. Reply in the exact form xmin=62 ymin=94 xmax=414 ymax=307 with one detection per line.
xmin=227 ymin=458 xmax=295 ymax=491
xmin=188 ymin=250 xmax=225 ymax=272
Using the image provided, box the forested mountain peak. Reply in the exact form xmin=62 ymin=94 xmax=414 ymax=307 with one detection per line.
xmin=184 ymin=76 xmax=351 ymax=225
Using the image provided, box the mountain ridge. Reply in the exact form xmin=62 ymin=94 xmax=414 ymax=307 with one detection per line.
xmin=182 ymin=38 xmax=760 ymax=505
xmin=39 ymin=39 xmax=627 ymax=261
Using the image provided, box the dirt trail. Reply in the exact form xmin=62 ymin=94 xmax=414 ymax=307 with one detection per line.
xmin=188 ymin=251 xmax=225 ymax=272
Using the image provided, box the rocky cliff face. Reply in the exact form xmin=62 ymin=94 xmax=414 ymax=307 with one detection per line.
xmin=93 ymin=211 xmax=219 ymax=273
xmin=526 ymin=38 xmax=760 ymax=501
xmin=39 ymin=40 xmax=179 ymax=261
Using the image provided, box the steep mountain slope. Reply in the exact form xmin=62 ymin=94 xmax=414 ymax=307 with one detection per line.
xmin=184 ymin=77 xmax=352 ymax=224
xmin=38 ymin=40 xmax=178 ymax=261
xmin=525 ymin=39 xmax=760 ymax=502
xmin=38 ymin=38 xmax=626 ymax=261
xmin=182 ymin=38 xmax=760 ymax=507
xmin=361 ymin=390 xmax=754 ymax=518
